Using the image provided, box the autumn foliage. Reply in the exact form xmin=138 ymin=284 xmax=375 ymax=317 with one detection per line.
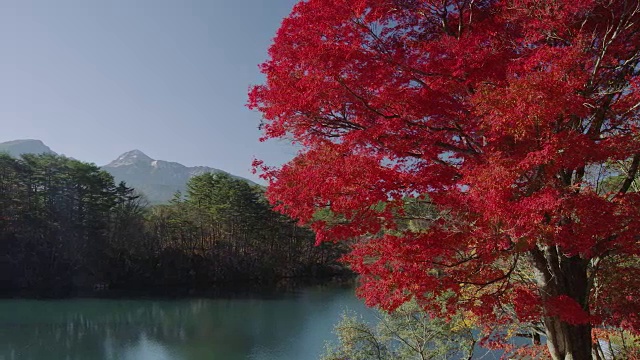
xmin=249 ymin=0 xmax=640 ymax=359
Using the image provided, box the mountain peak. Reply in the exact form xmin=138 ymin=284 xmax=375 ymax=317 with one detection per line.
xmin=107 ymin=149 xmax=154 ymax=167
xmin=101 ymin=151 xmax=255 ymax=204
xmin=119 ymin=149 xmax=152 ymax=160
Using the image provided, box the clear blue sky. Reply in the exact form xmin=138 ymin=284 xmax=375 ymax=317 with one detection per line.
xmin=0 ymin=0 xmax=299 ymax=183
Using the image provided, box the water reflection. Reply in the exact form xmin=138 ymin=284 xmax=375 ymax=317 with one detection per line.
xmin=0 ymin=285 xmax=372 ymax=360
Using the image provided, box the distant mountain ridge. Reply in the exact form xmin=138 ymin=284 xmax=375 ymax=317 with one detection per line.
xmin=0 ymin=139 xmax=255 ymax=204
xmin=0 ymin=139 xmax=55 ymax=158
xmin=103 ymin=149 xmax=256 ymax=204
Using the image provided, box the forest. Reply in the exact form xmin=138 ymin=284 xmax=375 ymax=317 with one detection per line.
xmin=0 ymin=153 xmax=347 ymax=296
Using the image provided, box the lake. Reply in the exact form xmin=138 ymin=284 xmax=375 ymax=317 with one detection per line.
xmin=0 ymin=284 xmax=510 ymax=360
xmin=0 ymin=285 xmax=374 ymax=360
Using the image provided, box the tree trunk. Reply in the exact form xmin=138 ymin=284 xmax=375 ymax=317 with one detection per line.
xmin=530 ymin=246 xmax=593 ymax=360
xmin=543 ymin=315 xmax=593 ymax=360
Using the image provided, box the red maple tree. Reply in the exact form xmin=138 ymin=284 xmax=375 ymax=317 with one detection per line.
xmin=249 ymin=1 xmax=640 ymax=359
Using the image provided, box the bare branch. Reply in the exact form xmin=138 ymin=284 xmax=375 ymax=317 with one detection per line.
xmin=617 ymin=153 xmax=640 ymax=195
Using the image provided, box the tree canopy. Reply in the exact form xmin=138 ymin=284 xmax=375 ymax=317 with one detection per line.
xmin=322 ymin=300 xmax=477 ymax=360
xmin=249 ymin=1 xmax=640 ymax=359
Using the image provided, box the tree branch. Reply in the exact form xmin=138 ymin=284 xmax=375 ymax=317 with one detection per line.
xmin=617 ymin=153 xmax=640 ymax=195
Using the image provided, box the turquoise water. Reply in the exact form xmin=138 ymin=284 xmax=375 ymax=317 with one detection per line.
xmin=0 ymin=285 xmax=373 ymax=360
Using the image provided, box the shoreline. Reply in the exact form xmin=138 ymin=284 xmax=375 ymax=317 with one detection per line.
xmin=0 ymin=273 xmax=357 ymax=300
